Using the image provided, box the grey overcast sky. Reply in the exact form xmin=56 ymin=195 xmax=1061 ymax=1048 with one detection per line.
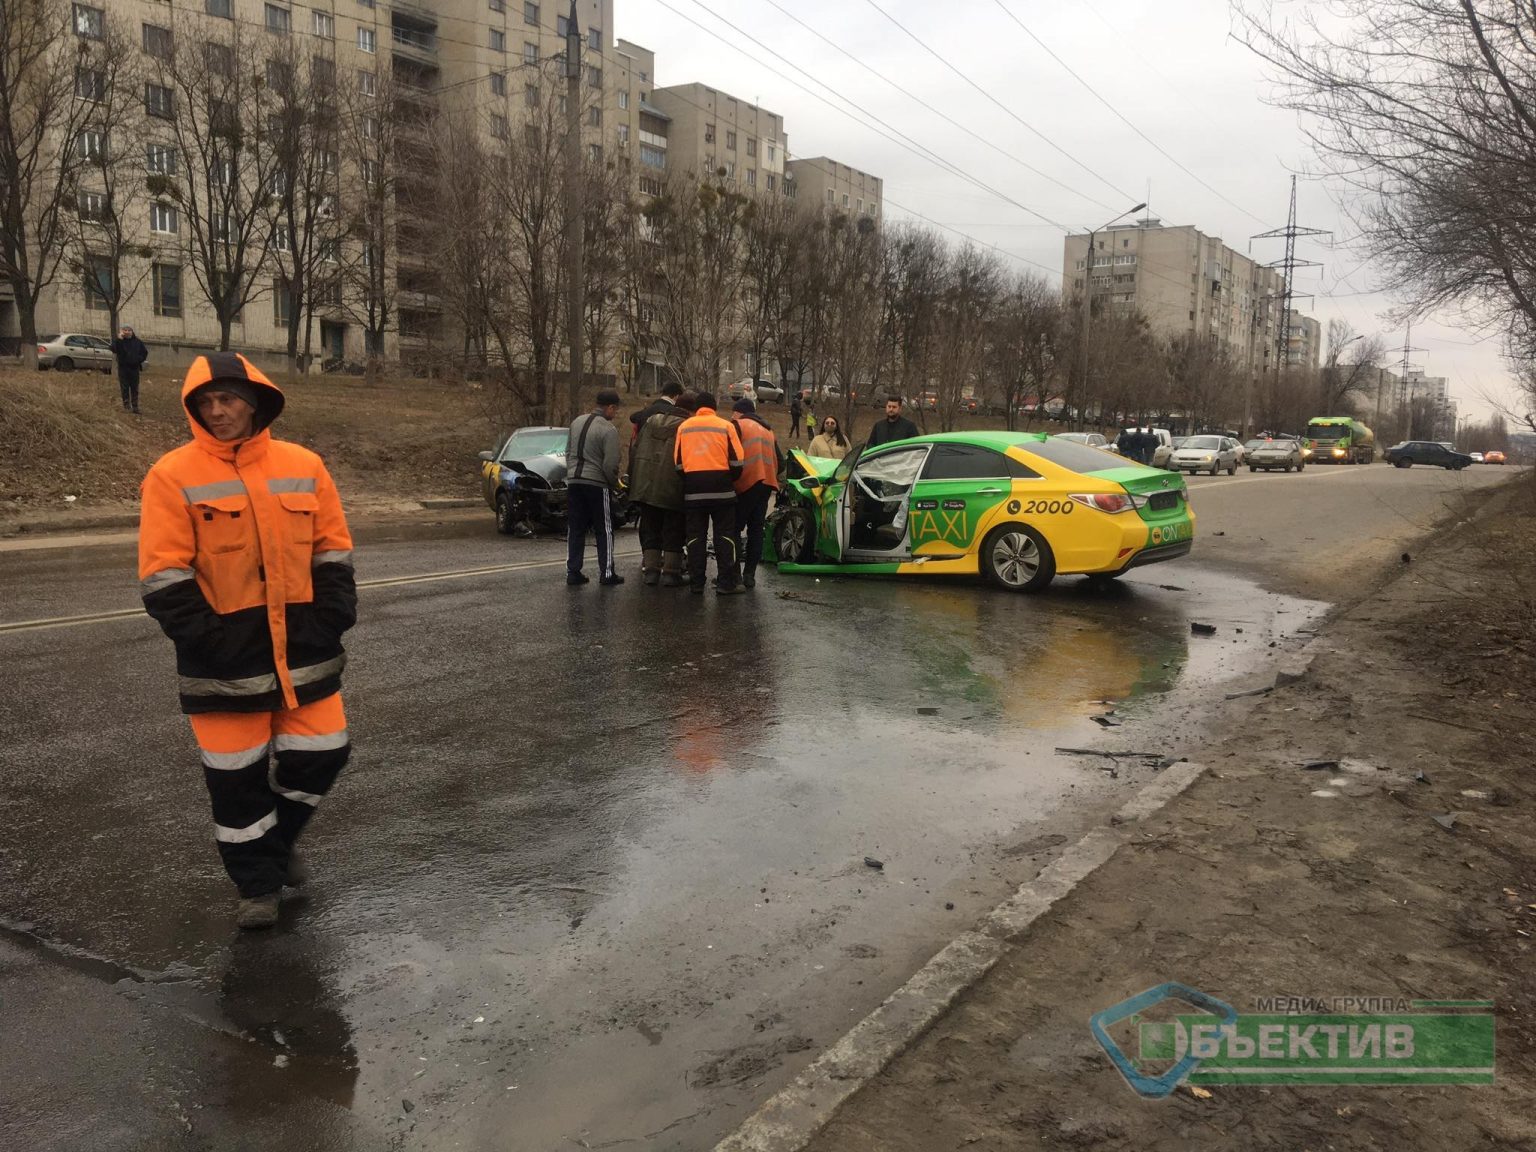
xmin=615 ymin=0 xmax=1515 ymax=423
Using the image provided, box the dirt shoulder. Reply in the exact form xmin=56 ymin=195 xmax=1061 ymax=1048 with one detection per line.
xmin=806 ymin=481 xmax=1536 ymax=1150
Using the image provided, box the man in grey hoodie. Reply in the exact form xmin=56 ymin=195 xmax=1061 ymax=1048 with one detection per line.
xmin=566 ymin=389 xmax=624 ymax=586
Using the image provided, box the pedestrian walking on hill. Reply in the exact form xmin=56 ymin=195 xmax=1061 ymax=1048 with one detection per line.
xmin=788 ymin=392 xmax=803 ymax=441
xmin=111 ymin=326 xmax=149 ymax=414
xmin=566 ymin=389 xmax=624 ymax=586
xmin=675 ymin=392 xmax=745 ymax=594
xmin=138 ymin=352 xmax=356 ymax=929
xmin=631 ymin=391 xmax=693 ymax=585
xmin=730 ymin=398 xmax=782 ymax=589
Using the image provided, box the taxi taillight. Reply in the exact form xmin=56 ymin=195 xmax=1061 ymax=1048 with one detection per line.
xmin=1071 ymin=492 xmax=1135 ymax=514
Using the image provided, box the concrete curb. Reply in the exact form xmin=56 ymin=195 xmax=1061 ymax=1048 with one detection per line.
xmin=713 ymin=759 xmax=1209 ymax=1152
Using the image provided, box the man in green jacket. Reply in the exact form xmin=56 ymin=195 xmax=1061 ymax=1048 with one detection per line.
xmin=630 ymin=392 xmax=694 ymax=585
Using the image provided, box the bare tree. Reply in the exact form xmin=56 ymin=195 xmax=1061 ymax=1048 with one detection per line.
xmin=741 ymin=192 xmax=797 ymax=387
xmin=261 ymin=37 xmax=342 ymax=377
xmin=929 ymin=243 xmax=1001 ymax=432
xmin=777 ymin=210 xmax=831 ymax=397
xmin=644 ymin=168 xmax=751 ymax=393
xmin=817 ymin=211 xmax=887 ymax=434
xmin=581 ymin=158 xmax=632 ymax=386
xmin=1236 ymin=1 xmax=1536 ymax=364
xmin=1317 ymin=319 xmax=1386 ymax=415
xmin=983 ymin=273 xmax=1064 ymax=430
xmin=1165 ymin=333 xmax=1240 ymax=433
xmin=0 ymin=0 xmax=102 ymax=365
xmin=883 ymin=223 xmax=947 ymax=426
xmin=150 ymin=15 xmax=281 ymax=350
xmin=70 ymin=19 xmax=151 ymax=337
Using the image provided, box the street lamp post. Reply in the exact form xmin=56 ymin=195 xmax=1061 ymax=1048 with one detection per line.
xmin=1078 ymin=202 xmax=1146 ymax=428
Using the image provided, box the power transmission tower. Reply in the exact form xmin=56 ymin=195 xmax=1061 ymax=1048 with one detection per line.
xmin=1397 ymin=324 xmax=1426 ymax=439
xmin=1251 ymin=176 xmax=1330 ymax=373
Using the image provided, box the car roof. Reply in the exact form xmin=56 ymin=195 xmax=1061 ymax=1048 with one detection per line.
xmin=867 ymin=430 xmax=1049 ymax=452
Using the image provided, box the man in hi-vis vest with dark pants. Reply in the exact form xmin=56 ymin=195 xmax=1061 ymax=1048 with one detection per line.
xmin=674 ymin=392 xmax=745 ymax=594
xmin=139 ymin=352 xmax=356 ymax=929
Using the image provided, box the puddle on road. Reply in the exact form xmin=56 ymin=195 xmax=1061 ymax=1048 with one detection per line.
xmin=2 ymin=559 xmax=1324 ymax=1149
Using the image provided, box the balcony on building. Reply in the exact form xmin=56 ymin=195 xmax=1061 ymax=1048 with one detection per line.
xmin=391 ymin=10 xmax=437 ymax=65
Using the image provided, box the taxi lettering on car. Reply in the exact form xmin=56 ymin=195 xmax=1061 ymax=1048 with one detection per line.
xmin=765 ymin=431 xmax=1195 ymax=592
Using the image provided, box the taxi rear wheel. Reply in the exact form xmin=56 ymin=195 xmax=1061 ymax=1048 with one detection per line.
xmin=981 ymin=524 xmax=1055 ymax=593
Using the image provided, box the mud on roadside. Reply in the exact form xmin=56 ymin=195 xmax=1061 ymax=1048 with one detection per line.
xmin=806 ymin=479 xmax=1536 ymax=1151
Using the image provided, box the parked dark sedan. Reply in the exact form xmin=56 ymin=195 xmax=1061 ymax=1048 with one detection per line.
xmin=1383 ymin=441 xmax=1473 ymax=470
xmin=478 ymin=426 xmax=635 ymax=536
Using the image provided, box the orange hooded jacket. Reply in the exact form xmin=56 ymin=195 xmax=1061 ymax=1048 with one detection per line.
xmin=138 ymin=352 xmax=355 ymax=715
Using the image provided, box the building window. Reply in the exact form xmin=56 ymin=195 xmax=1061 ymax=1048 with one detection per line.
xmin=491 ymin=114 xmax=508 ymax=139
xmin=523 ymin=1 xmax=538 ymax=26
xmin=358 ymin=69 xmax=375 ymax=96
xmin=151 ymin=263 xmax=182 ymax=317
xmin=586 ymin=65 xmax=601 ymax=88
xmin=856 ymin=197 xmax=862 ymax=213
xmin=75 ymin=68 xmax=106 ymax=102
xmin=765 ymin=173 xmax=776 ymax=192
xmin=588 ymin=105 xmax=601 ymax=127
xmin=271 ymin=225 xmax=291 ymax=252
xmin=556 ymin=13 xmax=570 ymax=35
xmin=490 ymin=0 xmax=504 ymax=9
xmin=639 ymin=143 xmax=664 ymax=170
xmin=204 ymin=42 xmax=233 ymax=75
xmin=618 ymin=89 xmax=629 ymax=111
xmin=489 ymin=71 xmax=506 ymax=96
xmin=522 ymin=40 xmax=537 ymax=64
xmin=746 ymin=137 xmax=757 ymax=158
xmin=362 ymin=159 xmax=378 ymax=184
xmin=312 ymin=10 xmax=333 ymax=37
xmin=825 ymin=188 xmax=833 ymax=204
xmin=588 ymin=26 xmax=600 ymax=49
xmin=264 ymin=4 xmax=289 ymax=34
xmin=746 ymin=168 xmax=756 ymax=188
xmin=84 ymin=256 xmax=113 ymax=310
xmin=588 ymin=142 xmax=601 ymax=164
xmin=73 ymin=4 xmax=104 ymax=39
xmin=361 ymin=114 xmax=378 ymax=139
xmin=616 ymin=123 xmax=629 ymax=146
xmin=76 ymin=130 xmax=106 ymax=161
xmin=357 ymin=27 xmax=375 ymax=52
xmin=205 ymin=0 xmax=232 ymax=15
xmin=767 ymin=143 xmax=776 ymax=164
xmin=489 ymin=28 xmax=504 ymax=52
xmin=150 ymin=202 xmax=178 ymax=234
xmin=525 ymin=83 xmax=538 ymax=107
xmin=639 ymin=175 xmax=662 ymax=196
xmin=78 ymin=190 xmax=108 ymax=220
xmin=725 ymin=130 xmax=736 ymax=150
xmin=142 ymin=22 xmax=173 ymax=58
xmin=144 ymin=82 xmax=174 ymax=120
xmin=842 ymin=193 xmax=850 ymax=208
xmin=785 ymin=180 xmax=796 ymax=199
xmin=320 ymin=238 xmax=338 ymax=263
xmin=312 ymin=56 xmax=336 ymax=90
xmin=274 ymin=278 xmax=293 ymax=325
xmin=704 ymin=123 xmax=714 ymax=144
xmin=145 ymin=144 xmax=177 ymax=174
xmin=266 ymin=60 xmax=292 ymax=92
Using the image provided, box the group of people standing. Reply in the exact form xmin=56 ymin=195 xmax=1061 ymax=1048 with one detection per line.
xmin=565 ymin=383 xmax=783 ymax=594
xmin=1115 ymin=425 xmax=1162 ymax=466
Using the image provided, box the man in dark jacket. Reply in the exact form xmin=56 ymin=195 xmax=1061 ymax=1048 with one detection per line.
xmin=566 ymin=389 xmax=624 ymax=587
xmin=630 ymin=392 xmax=692 ymax=585
xmin=629 ymin=381 xmax=683 ymax=451
xmin=110 ymin=326 xmax=149 ymax=414
xmin=788 ymin=392 xmax=803 ymax=441
xmin=866 ymin=396 xmax=919 ymax=449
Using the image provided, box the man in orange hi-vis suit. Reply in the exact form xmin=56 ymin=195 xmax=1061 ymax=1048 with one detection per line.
xmin=139 ymin=352 xmax=356 ymax=929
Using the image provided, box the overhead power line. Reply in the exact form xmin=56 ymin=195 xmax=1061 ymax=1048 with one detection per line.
xmin=860 ymin=0 xmax=1136 ymax=206
xmin=758 ymin=0 xmax=1116 ymax=214
xmin=989 ymin=0 xmax=1270 ymax=228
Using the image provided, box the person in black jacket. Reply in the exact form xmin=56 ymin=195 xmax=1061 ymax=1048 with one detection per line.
xmin=866 ymin=396 xmax=919 ymax=449
xmin=110 ymin=326 xmax=149 ymax=414
xmin=629 ymin=381 xmax=683 ymax=452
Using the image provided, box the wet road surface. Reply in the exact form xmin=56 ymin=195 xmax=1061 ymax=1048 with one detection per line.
xmin=0 ymin=463 xmax=1510 ymax=1150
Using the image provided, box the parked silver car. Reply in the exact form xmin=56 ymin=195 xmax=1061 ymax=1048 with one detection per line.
xmin=1246 ymin=438 xmax=1306 ymax=473
xmin=1169 ymin=434 xmax=1241 ymax=475
xmin=37 ymin=333 xmax=115 ymax=373
xmin=751 ymin=379 xmax=785 ymax=403
xmin=1053 ymin=431 xmax=1111 ymax=450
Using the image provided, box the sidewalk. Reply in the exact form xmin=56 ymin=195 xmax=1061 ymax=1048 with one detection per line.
xmin=743 ymin=485 xmax=1536 ymax=1150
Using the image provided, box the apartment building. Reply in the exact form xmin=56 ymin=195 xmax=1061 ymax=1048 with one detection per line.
xmin=647 ymin=82 xmax=787 ymax=195
xmin=1063 ymin=220 xmax=1287 ymax=374
xmin=785 ymin=156 xmax=881 ymax=219
xmin=1285 ymin=309 xmax=1321 ymax=371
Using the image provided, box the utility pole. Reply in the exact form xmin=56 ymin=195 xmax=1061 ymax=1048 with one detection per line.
xmin=1252 ymin=177 xmax=1328 ymax=437
xmin=1397 ymin=325 xmax=1425 ymax=440
xmin=1077 ymin=202 xmax=1145 ymax=428
xmin=564 ymin=0 xmax=585 ymax=423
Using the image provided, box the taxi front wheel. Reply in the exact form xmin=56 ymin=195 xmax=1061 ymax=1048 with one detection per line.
xmin=981 ymin=524 xmax=1055 ymax=593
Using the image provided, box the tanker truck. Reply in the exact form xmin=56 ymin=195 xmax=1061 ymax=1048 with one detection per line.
xmin=1304 ymin=417 xmax=1376 ymax=464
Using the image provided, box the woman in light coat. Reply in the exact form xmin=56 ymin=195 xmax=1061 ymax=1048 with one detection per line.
xmin=808 ymin=415 xmax=851 ymax=460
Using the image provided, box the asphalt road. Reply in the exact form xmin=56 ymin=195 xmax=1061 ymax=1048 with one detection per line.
xmin=0 ymin=462 xmax=1514 ymax=1151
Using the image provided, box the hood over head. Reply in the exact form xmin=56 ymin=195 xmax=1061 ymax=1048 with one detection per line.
xmin=181 ymin=351 xmax=285 ymax=443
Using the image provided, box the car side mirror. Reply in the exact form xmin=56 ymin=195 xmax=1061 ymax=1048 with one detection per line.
xmin=478 ymin=450 xmax=495 ymax=462
xmin=802 ymin=476 xmax=822 ymax=489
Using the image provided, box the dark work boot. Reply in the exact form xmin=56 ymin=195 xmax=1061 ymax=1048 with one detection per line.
xmin=641 ymin=548 xmax=662 ymax=586
xmin=236 ymin=893 xmax=280 ymax=930
xmin=660 ymin=551 xmax=685 ymax=587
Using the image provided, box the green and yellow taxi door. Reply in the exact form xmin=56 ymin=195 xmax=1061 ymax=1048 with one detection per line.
xmin=907 ymin=444 xmax=1016 ymax=557
xmin=807 ymin=452 xmax=855 ymax=560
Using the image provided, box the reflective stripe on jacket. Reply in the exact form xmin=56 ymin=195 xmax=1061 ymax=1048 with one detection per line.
xmin=733 ymin=415 xmax=779 ymax=494
xmin=139 ymin=352 xmax=356 ymax=715
xmin=673 ymin=405 xmax=743 ymax=503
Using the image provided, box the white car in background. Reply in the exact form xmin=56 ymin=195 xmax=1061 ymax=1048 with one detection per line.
xmin=1170 ymin=434 xmax=1241 ymax=475
xmin=1053 ymin=431 xmax=1112 ymax=450
xmin=36 ymin=333 xmax=115 ymax=373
